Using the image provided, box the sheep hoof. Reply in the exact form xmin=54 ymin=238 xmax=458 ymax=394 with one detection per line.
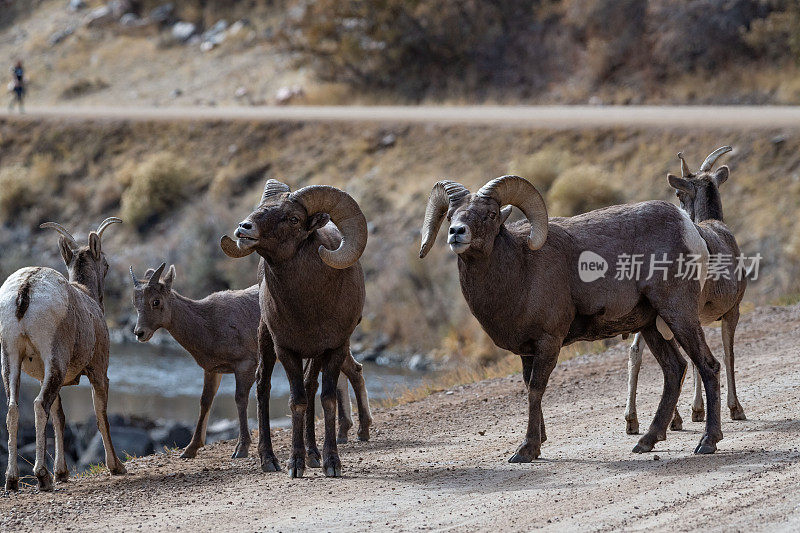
xmin=5 ymin=477 xmax=19 ymax=492
xmin=37 ymin=471 xmax=54 ymax=492
xmin=260 ymin=453 xmax=281 ymax=473
xmin=694 ymin=435 xmax=718 ymax=455
xmin=109 ymin=463 xmax=127 ymax=475
xmin=55 ymin=471 xmax=70 ymax=483
xmin=180 ymin=447 xmax=199 ymax=459
xmin=357 ymin=425 xmax=370 ymax=442
xmin=287 ymin=456 xmax=305 ymax=479
xmin=231 ymin=443 xmax=250 ymax=459
xmin=670 ymin=415 xmax=684 ymax=432
xmin=306 ymin=448 xmax=322 ymax=468
xmin=632 ymin=438 xmax=654 ymax=453
xmin=691 ymin=408 xmax=705 ymax=422
xmin=625 ymin=418 xmax=639 ymax=435
xmin=730 ymin=405 xmax=747 ymax=421
xmin=323 ymin=455 xmax=342 ymax=478
xmin=336 ymin=435 xmax=348 ymax=445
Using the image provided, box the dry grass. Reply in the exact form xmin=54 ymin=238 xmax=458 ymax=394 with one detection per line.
xmin=547 ymin=164 xmax=625 ymax=216
xmin=507 ymin=147 xmax=573 ymax=192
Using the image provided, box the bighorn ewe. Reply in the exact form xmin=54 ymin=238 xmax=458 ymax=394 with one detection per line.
xmin=221 ymin=179 xmax=369 ymax=477
xmin=420 ymin=175 xmax=723 ymax=458
xmin=625 ymin=146 xmax=746 ymax=434
xmin=129 ymin=263 xmax=372 ymax=459
xmin=0 ymin=218 xmax=126 ymax=491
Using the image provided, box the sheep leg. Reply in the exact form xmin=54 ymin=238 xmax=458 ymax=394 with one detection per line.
xmin=633 ymin=324 xmax=687 ymax=453
xmin=255 ymin=323 xmax=279 ymax=473
xmin=670 ymin=363 xmax=687 ymax=431
xmin=340 ymin=353 xmax=372 ymax=442
xmin=509 ymin=337 xmax=559 ymax=463
xmin=722 ymin=308 xmax=746 ymax=420
xmin=664 ymin=317 xmax=722 ymax=454
xmin=2 ymin=342 xmax=21 ymax=491
xmin=303 ymin=358 xmax=323 ymax=468
xmin=33 ymin=364 xmax=64 ymax=491
xmin=335 ymin=372 xmax=353 ymax=444
xmin=282 ymin=351 xmax=307 ymax=478
xmin=625 ymin=333 xmax=644 ymax=434
xmin=232 ymin=364 xmax=256 ymax=459
xmin=691 ymin=364 xmax=705 ymax=422
xmin=321 ymin=346 xmax=347 ymax=477
xmin=87 ymin=373 xmax=127 ymax=475
xmin=50 ymin=394 xmax=69 ymax=482
xmin=182 ymin=371 xmax=221 ymax=459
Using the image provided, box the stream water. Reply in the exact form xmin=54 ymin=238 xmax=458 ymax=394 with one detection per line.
xmin=18 ymin=341 xmax=429 ymax=428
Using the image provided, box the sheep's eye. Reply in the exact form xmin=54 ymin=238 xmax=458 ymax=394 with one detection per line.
xmin=152 ymin=299 xmax=160 ymax=308
xmin=289 ymin=216 xmax=300 ymax=225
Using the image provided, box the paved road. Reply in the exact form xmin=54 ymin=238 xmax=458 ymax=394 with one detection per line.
xmin=2 ymin=105 xmax=800 ymax=128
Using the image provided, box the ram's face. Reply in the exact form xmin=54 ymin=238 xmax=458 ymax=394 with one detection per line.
xmin=131 ymin=284 xmax=170 ymax=342
xmin=234 ymin=199 xmax=330 ymax=262
xmin=447 ymin=196 xmax=507 ymax=256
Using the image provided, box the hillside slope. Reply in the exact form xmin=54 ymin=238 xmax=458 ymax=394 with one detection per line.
xmin=2 ymin=0 xmax=800 ymax=106
xmin=1 ymin=303 xmax=799 ymax=531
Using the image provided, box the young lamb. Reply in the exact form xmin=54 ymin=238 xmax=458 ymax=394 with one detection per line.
xmin=221 ymin=179 xmax=369 ymax=477
xmin=624 ymin=146 xmax=747 ymax=434
xmin=0 ymin=218 xmax=126 ymax=491
xmin=420 ymin=175 xmax=724 ymax=459
xmin=129 ymin=262 xmax=372 ymax=459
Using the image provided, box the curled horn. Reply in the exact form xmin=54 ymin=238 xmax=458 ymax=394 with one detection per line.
xmin=40 ymin=221 xmax=79 ymax=249
xmin=130 ymin=266 xmax=141 ymax=288
xmin=260 ymin=179 xmax=291 ymax=205
xmin=699 ymin=145 xmax=733 ymax=172
xmin=148 ymin=263 xmax=166 ymax=286
xmin=96 ymin=217 xmax=123 ymax=239
xmin=290 ymin=185 xmax=368 ymax=269
xmin=220 ymin=235 xmax=255 ymax=258
xmin=477 ymin=175 xmax=548 ymax=251
xmin=677 ymin=152 xmax=692 ymax=178
xmin=419 ymin=180 xmax=470 ymax=258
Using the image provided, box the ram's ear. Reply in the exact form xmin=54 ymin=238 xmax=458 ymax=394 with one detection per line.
xmin=163 ymin=265 xmax=176 ymax=291
xmin=88 ymin=231 xmax=102 ymax=260
xmin=667 ymin=174 xmax=692 ymax=193
xmin=500 ymin=205 xmax=513 ymax=225
xmin=712 ymin=166 xmax=729 ymax=187
xmin=307 ymin=212 xmax=330 ymax=232
xmin=58 ymin=236 xmax=75 ymax=265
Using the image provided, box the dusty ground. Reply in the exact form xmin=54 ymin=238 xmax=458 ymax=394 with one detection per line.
xmin=1 ymin=303 xmax=799 ymax=531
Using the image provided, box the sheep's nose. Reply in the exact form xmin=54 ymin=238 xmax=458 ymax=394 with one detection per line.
xmin=449 ymin=225 xmax=466 ymax=236
xmin=239 ymin=221 xmax=253 ymax=230
xmin=134 ymin=328 xmax=145 ymax=339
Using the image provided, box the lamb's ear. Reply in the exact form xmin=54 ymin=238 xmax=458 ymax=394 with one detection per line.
xmin=58 ymin=236 xmax=75 ymax=265
xmin=88 ymin=231 xmax=102 ymax=260
xmin=163 ymin=265 xmax=176 ymax=291
xmin=500 ymin=205 xmax=513 ymax=225
xmin=712 ymin=166 xmax=729 ymax=187
xmin=667 ymin=174 xmax=692 ymax=193
xmin=307 ymin=212 xmax=330 ymax=232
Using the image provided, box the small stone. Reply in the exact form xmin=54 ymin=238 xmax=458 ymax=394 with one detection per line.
xmin=653 ymin=454 xmax=660 ymax=461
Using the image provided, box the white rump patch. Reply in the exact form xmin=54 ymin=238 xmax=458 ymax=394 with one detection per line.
xmin=656 ymin=316 xmax=674 ymax=340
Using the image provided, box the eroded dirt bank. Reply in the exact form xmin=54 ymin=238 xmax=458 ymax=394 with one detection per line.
xmin=2 ymin=303 xmax=800 ymax=532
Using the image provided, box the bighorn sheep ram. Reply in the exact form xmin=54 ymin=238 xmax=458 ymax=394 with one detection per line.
xmin=221 ymin=179 xmax=368 ymax=477
xmin=625 ymin=146 xmax=746 ymax=434
xmin=0 ymin=218 xmax=126 ymax=491
xmin=419 ymin=175 xmax=723 ymax=459
xmin=129 ymin=262 xmax=372 ymax=459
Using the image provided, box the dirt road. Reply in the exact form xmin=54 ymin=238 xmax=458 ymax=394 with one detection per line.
xmin=2 ymin=105 xmax=800 ymax=129
xmin=2 ymin=303 xmax=800 ymax=532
